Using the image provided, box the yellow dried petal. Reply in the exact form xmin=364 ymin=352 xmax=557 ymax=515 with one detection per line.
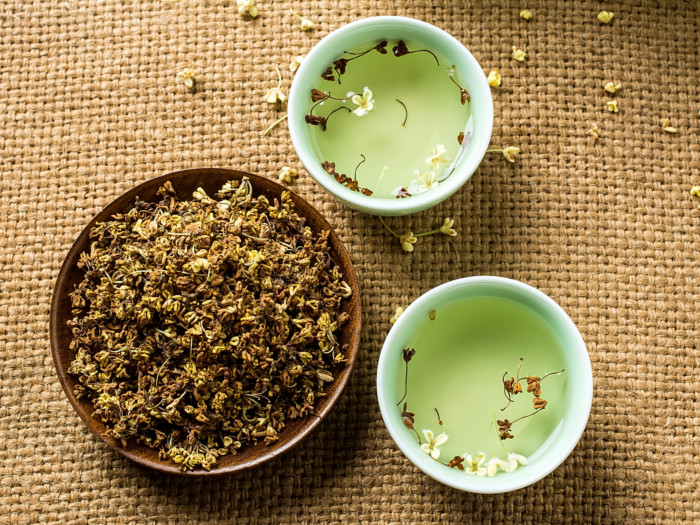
xmin=606 ymin=100 xmax=618 ymax=113
xmin=519 ymin=9 xmax=532 ymax=20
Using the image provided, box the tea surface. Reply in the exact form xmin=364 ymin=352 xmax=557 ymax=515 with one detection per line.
xmin=398 ymin=296 xmax=568 ymax=461
xmin=307 ymin=41 xmax=471 ymax=198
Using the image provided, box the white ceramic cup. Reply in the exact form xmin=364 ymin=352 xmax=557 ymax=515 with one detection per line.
xmin=377 ymin=276 xmax=593 ymax=493
xmin=289 ymin=16 xmax=493 ymax=216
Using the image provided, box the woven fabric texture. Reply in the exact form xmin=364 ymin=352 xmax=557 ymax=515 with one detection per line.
xmin=1 ymin=0 xmax=698 ymax=523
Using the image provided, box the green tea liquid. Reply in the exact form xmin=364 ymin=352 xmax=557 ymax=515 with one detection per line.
xmin=398 ymin=296 xmax=568 ymax=461
xmin=307 ymin=42 xmax=471 ymax=198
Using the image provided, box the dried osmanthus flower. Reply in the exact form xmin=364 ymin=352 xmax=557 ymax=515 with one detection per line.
xmin=290 ymin=55 xmax=305 ymax=72
xmin=278 ymin=166 xmax=298 ymax=184
xmin=604 ymin=82 xmax=622 ymax=94
xmin=597 ymin=10 xmax=614 ymax=24
xmin=519 ymin=9 xmax=532 ymax=20
xmin=264 ymin=67 xmax=286 ymax=104
xmin=237 ymin=0 xmax=258 ymax=18
xmin=661 ymin=118 xmax=678 ymax=133
xmin=512 ymin=46 xmax=526 ymax=62
xmin=487 ymin=146 xmax=520 ymax=162
xmin=290 ymin=9 xmax=314 ymax=31
xmin=498 ymin=358 xmax=565 ymax=439
xmin=606 ymin=100 xmax=619 ymax=113
xmin=67 ymin=179 xmax=352 ymax=470
xmin=177 ymin=68 xmax=197 ymax=90
xmin=379 ymin=216 xmax=458 ymax=253
xmin=487 ymin=69 xmax=502 ymax=87
xmin=390 ymin=306 xmax=404 ymax=325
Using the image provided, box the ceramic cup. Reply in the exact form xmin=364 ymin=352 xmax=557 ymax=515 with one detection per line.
xmin=376 ymin=276 xmax=593 ymax=493
xmin=288 ymin=16 xmax=493 ymax=216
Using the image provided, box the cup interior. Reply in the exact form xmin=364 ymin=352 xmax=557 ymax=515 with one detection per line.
xmin=289 ymin=16 xmax=493 ymax=216
xmin=377 ymin=277 xmax=592 ymax=493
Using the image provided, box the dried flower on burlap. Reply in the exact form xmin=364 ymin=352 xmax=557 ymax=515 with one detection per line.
xmin=67 ymin=179 xmax=352 ymax=470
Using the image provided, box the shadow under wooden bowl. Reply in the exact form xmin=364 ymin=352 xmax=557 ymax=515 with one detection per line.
xmin=50 ymin=168 xmax=362 ymax=476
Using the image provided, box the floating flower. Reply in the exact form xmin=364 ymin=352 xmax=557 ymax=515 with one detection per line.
xmin=502 ymin=146 xmax=520 ymax=162
xmin=512 ymin=46 xmax=526 ymax=62
xmin=290 ymin=10 xmax=314 ymax=31
xmin=426 ymin=144 xmax=449 ymax=170
xmin=606 ymin=100 xmax=618 ymax=113
xmin=604 ymin=82 xmax=622 ymax=94
xmin=420 ymin=429 xmax=448 ymax=459
xmin=237 ymin=0 xmax=258 ymax=18
xmin=390 ymin=306 xmax=404 ymax=325
xmin=505 ymin=453 xmax=528 ymax=473
xmin=485 ymin=457 xmax=507 ymax=477
xmin=399 ymin=231 xmax=417 ymax=253
xmin=278 ymin=166 xmax=298 ymax=183
xmin=290 ymin=55 xmax=305 ymax=72
xmin=487 ymin=69 xmax=502 ymax=87
xmin=464 ymin=452 xmax=487 ymax=476
xmin=519 ymin=9 xmax=532 ymax=20
xmin=597 ymin=11 xmax=614 ymax=24
xmin=263 ymin=67 xmax=286 ymax=104
xmin=351 ymin=87 xmax=374 ymax=116
xmin=177 ymin=68 xmax=197 ymax=89
xmin=439 ymin=218 xmax=457 ymax=237
xmin=417 ymin=171 xmax=439 ymax=193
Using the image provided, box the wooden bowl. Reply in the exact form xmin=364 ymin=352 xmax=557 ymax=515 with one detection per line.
xmin=50 ymin=168 xmax=361 ymax=476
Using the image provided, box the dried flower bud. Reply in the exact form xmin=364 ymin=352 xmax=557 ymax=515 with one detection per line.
xmin=534 ymin=398 xmax=548 ymax=409
xmin=597 ymin=11 xmax=614 ymax=24
xmin=290 ymin=55 xmax=305 ymax=72
xmin=237 ymin=0 xmax=258 ymax=18
xmin=604 ymin=82 xmax=622 ymax=94
xmin=512 ymin=46 xmax=526 ymax=62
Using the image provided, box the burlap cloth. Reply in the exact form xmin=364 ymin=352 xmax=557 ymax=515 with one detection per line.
xmin=1 ymin=0 xmax=698 ymax=523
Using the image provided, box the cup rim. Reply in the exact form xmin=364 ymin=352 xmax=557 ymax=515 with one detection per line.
xmin=376 ymin=276 xmax=593 ymax=493
xmin=289 ymin=16 xmax=494 ymax=216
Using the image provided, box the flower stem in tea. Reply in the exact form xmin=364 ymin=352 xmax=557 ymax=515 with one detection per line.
xmin=392 ymin=40 xmax=439 ymax=65
xmin=353 ymin=154 xmax=366 ymax=181
xmin=395 ymin=98 xmax=408 ymax=127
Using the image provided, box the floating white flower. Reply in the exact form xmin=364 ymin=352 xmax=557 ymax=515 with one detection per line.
xmin=420 ymin=429 xmax=447 ymax=459
xmin=485 ymin=457 xmax=507 ymax=477
xmin=464 ymin=452 xmax=487 ymax=476
xmin=352 ymin=87 xmax=374 ymax=117
xmin=417 ymin=171 xmax=439 ymax=193
xmin=426 ymin=144 xmax=449 ymax=170
xmin=505 ymin=452 xmax=528 ymax=473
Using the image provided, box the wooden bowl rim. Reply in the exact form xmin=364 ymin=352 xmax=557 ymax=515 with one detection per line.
xmin=49 ymin=168 xmax=362 ymax=476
